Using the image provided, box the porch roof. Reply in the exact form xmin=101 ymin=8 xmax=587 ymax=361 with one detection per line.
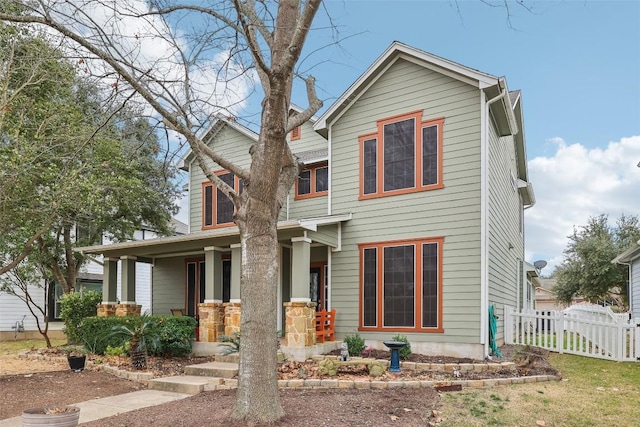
xmin=77 ymin=213 xmax=352 ymax=261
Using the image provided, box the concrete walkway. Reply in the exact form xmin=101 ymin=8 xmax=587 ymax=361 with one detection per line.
xmin=0 ymin=389 xmax=191 ymax=426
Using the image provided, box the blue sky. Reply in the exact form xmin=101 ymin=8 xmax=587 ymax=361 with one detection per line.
xmin=277 ymin=0 xmax=639 ymax=274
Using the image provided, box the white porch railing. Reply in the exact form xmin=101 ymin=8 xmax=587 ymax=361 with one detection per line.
xmin=504 ymin=306 xmax=640 ymax=362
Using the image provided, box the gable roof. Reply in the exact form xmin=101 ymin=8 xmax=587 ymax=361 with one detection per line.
xmin=612 ymin=241 xmax=640 ymax=264
xmin=313 ymin=41 xmax=517 ymax=136
xmin=177 ymin=115 xmax=258 ymax=171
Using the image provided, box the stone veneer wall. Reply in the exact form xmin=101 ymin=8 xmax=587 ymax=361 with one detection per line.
xmin=223 ymin=302 xmax=241 ymax=337
xmin=97 ymin=303 xmax=117 ymax=317
xmin=115 ymin=303 xmax=141 ymax=317
xmin=199 ymin=302 xmax=225 ymax=342
xmin=284 ymin=301 xmax=316 ymax=348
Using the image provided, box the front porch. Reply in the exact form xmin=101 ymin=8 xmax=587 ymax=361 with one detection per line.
xmin=78 ymin=214 xmax=351 ymax=361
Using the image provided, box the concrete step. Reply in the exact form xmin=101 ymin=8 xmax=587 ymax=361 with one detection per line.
xmin=148 ymin=375 xmax=224 ymax=395
xmin=185 ymin=361 xmax=239 ymax=378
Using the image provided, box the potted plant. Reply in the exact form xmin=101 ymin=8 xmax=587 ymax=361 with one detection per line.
xmin=62 ymin=344 xmax=87 ymax=372
xmin=22 ymin=405 xmax=80 ymax=426
xmin=110 ymin=312 xmax=159 ymax=370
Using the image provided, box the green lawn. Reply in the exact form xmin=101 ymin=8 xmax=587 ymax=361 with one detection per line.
xmin=439 ymin=353 xmax=640 ymax=426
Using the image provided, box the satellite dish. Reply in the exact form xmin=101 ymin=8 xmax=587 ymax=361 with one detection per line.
xmin=533 ymin=260 xmax=547 ymax=270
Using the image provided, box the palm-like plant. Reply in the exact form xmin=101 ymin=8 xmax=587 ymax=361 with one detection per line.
xmin=110 ymin=313 xmax=159 ymax=370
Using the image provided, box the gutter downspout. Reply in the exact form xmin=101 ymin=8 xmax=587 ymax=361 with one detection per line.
xmin=481 ymin=81 xmax=509 ymax=358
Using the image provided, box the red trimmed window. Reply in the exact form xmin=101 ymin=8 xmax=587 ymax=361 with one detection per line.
xmin=202 ymin=171 xmax=242 ymax=229
xmin=291 ymin=125 xmax=301 ymax=141
xmin=359 ymin=237 xmax=444 ymax=332
xmin=295 ymin=163 xmax=328 ymax=200
xmin=359 ymin=111 xmax=444 ymax=199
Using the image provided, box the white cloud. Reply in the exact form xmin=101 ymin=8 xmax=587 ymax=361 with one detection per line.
xmin=525 ymin=136 xmax=640 ymax=274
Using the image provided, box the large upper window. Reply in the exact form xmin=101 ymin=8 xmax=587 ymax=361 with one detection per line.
xmin=359 ymin=111 xmax=443 ymax=199
xmin=359 ymin=237 xmax=444 ymax=332
xmin=295 ymin=163 xmax=328 ymax=200
xmin=202 ymin=171 xmax=241 ymax=229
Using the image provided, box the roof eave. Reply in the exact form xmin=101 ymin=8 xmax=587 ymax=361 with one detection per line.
xmin=612 ymin=242 xmax=640 ymax=264
xmin=314 ymin=41 xmax=500 ymax=132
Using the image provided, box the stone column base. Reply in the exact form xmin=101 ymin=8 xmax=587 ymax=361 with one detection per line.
xmin=198 ymin=302 xmax=225 ymax=342
xmin=115 ymin=303 xmax=141 ymax=317
xmin=284 ymin=301 xmax=316 ymax=348
xmin=223 ymin=302 xmax=242 ymax=337
xmin=97 ymin=304 xmax=117 ymax=317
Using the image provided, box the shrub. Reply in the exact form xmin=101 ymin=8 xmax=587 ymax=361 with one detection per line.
xmin=343 ymin=332 xmax=365 ymax=356
xmin=59 ymin=290 xmax=102 ymax=344
xmin=154 ymin=316 xmax=197 ymax=357
xmin=105 ymin=345 xmax=126 ymax=357
xmin=219 ymin=332 xmax=241 ymax=355
xmin=77 ymin=315 xmax=197 ymax=356
xmin=391 ymin=334 xmax=412 ymax=360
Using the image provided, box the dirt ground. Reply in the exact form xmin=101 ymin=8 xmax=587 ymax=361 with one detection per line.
xmin=0 ymin=345 xmax=557 ymax=426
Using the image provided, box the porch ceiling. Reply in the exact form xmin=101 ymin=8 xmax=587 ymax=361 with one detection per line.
xmin=77 ymin=213 xmax=352 ymax=260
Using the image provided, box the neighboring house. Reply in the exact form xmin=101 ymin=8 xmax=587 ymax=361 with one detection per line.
xmin=534 ymin=277 xmax=586 ymax=311
xmin=612 ymin=241 xmax=640 ymax=318
xmin=77 ymin=42 xmax=535 ymax=360
xmin=0 ymin=221 xmax=186 ymax=341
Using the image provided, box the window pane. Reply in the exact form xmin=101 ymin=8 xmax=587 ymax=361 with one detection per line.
xmin=315 ymin=166 xmax=328 ymax=192
xmin=363 ymin=248 xmax=377 ymax=327
xmin=384 ymin=119 xmax=415 ymax=191
xmin=216 ymin=173 xmax=235 ymax=225
xmin=422 ymin=243 xmax=438 ymax=328
xmin=297 ymin=170 xmax=311 ymax=195
xmin=204 ymin=186 xmax=213 ymax=226
xmin=383 ymin=245 xmax=415 ymax=327
xmin=422 ymin=125 xmax=438 ymax=186
xmin=363 ymin=139 xmax=377 ymax=194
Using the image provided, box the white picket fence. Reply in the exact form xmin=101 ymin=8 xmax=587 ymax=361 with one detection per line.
xmin=504 ymin=305 xmax=640 ymax=362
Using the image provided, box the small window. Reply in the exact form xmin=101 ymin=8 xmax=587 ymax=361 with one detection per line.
xmin=202 ymin=171 xmax=240 ymax=229
xmin=291 ymin=125 xmax=301 ymax=141
xmin=295 ymin=163 xmax=328 ymax=200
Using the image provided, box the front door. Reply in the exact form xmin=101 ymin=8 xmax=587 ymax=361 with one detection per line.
xmin=310 ymin=263 xmax=328 ymax=311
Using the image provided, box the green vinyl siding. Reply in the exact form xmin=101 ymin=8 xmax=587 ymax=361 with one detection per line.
xmin=152 ymin=257 xmax=187 ymax=315
xmin=287 ymin=120 xmax=327 ymax=155
xmin=329 ymin=58 xmax=483 ymax=344
xmin=486 ymin=118 xmax=524 ymax=341
xmin=189 ymin=126 xmax=253 ymax=229
xmin=285 ymin=120 xmax=330 ymax=220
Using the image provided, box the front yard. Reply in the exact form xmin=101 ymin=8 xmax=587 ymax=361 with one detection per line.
xmin=439 ymin=353 xmax=640 ymax=426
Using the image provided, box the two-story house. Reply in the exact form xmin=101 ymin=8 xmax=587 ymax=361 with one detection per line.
xmin=78 ymin=42 xmax=535 ymax=360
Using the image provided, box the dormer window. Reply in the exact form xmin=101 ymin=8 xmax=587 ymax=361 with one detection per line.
xmin=295 ymin=163 xmax=328 ymax=200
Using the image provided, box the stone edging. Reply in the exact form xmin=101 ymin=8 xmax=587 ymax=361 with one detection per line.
xmin=19 ymin=352 xmax=559 ymax=390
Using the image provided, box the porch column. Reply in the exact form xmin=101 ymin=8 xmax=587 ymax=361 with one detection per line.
xmin=97 ymin=257 xmax=118 ymax=317
xmin=116 ymin=256 xmax=141 ymax=317
xmin=199 ymin=247 xmax=225 ymax=342
xmin=285 ymin=237 xmax=316 ymax=348
xmin=224 ymin=243 xmax=242 ymax=337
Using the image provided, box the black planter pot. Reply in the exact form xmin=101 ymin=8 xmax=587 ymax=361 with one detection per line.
xmin=67 ymin=355 xmax=86 ymax=372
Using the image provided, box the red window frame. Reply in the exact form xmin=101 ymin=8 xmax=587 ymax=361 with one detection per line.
xmin=291 ymin=125 xmax=301 ymax=141
xmin=358 ymin=110 xmax=444 ymax=200
xmin=201 ymin=170 xmax=241 ymax=230
xmin=358 ymin=237 xmax=444 ymax=333
xmin=294 ymin=162 xmax=328 ymax=200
